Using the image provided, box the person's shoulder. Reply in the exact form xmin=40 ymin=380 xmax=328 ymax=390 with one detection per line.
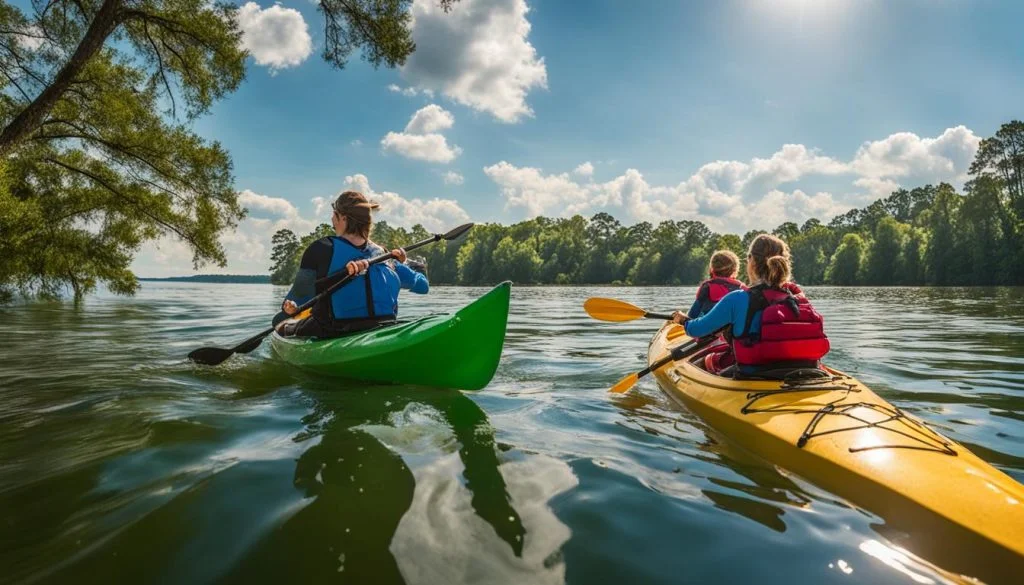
xmin=308 ymin=236 xmax=334 ymax=249
xmin=720 ymin=288 xmax=750 ymax=305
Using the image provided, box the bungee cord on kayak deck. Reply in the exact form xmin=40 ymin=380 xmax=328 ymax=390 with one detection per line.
xmin=737 ymin=382 xmax=958 ymax=455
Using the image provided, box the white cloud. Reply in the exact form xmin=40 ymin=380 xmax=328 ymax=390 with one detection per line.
xmin=404 ymin=104 xmax=455 ymax=134
xmin=382 ymin=133 xmax=462 ymax=163
xmin=238 ymin=189 xmax=301 ymax=219
xmin=388 ymin=84 xmax=434 ymax=98
xmin=133 ymin=179 xmax=472 ymax=276
xmin=573 ymin=162 xmax=594 ymax=178
xmin=850 ymin=125 xmax=980 ymax=184
xmin=311 ymin=196 xmax=331 ymax=216
xmin=402 ymin=0 xmax=548 ymax=123
xmin=381 ymin=104 xmax=462 ymax=163
xmin=442 ymin=171 xmax=465 ymax=185
xmin=351 ymin=139 xmax=363 ymax=147
xmin=483 ymin=162 xmax=595 ymax=218
xmin=341 ymin=174 xmax=470 ymax=232
xmin=237 ymin=2 xmax=313 ymax=72
xmin=483 ymin=125 xmax=981 ymax=232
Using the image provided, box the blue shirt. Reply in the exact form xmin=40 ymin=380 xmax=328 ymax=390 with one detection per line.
xmin=683 ymin=289 xmax=762 ymax=339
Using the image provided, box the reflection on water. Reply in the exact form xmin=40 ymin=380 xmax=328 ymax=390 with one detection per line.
xmin=1 ymin=283 xmax=1022 ymax=584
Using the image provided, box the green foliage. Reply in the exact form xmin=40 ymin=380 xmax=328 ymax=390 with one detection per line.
xmin=826 ymin=233 xmax=866 ymax=285
xmin=0 ymin=0 xmax=250 ymax=298
xmin=970 ymin=120 xmax=1024 ymax=216
xmin=319 ymin=0 xmax=459 ymax=69
xmin=0 ymin=0 xmax=458 ymax=300
xmin=863 ymin=217 xmax=906 ymax=285
xmin=923 ymin=184 xmax=962 ymax=285
xmin=901 ymin=228 xmax=927 ymax=285
xmin=269 ymin=229 xmax=300 ymax=285
xmin=270 ymin=119 xmax=1024 ymax=289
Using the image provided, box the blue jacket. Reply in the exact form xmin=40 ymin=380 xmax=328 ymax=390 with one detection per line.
xmin=285 ymin=237 xmax=428 ymax=322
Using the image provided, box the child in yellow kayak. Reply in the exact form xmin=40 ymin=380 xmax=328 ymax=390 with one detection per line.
xmin=672 ymin=250 xmax=745 ymax=372
xmin=686 ymin=250 xmax=745 ymax=318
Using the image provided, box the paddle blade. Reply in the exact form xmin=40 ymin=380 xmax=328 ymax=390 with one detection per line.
xmin=187 ymin=347 xmax=235 ymax=366
xmin=584 ymin=297 xmax=647 ymax=322
xmin=609 ymin=372 xmax=639 ymax=394
xmin=443 ymin=222 xmax=474 ymax=240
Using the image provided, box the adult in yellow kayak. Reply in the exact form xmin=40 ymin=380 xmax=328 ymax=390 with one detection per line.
xmin=275 ymin=190 xmax=429 ymax=339
xmin=672 ymin=233 xmax=830 ymax=378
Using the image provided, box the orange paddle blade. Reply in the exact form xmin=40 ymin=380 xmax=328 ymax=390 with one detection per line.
xmin=609 ymin=372 xmax=640 ymax=394
xmin=584 ymin=297 xmax=648 ymax=322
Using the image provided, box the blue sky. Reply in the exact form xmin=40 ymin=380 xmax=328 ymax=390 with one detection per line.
xmin=131 ymin=0 xmax=1024 ymax=275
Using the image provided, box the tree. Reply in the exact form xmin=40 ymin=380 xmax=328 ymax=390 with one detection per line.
xmin=492 ymin=236 xmax=541 ymax=284
xmin=969 ymin=120 xmax=1024 ymax=216
xmin=0 ymin=0 xmax=247 ymax=298
xmin=320 ymin=0 xmax=457 ymax=69
xmin=901 ymin=227 xmax=927 ymax=285
xmin=269 ymin=229 xmax=300 ymax=285
xmin=958 ymin=176 xmax=1006 ymax=284
xmin=0 ymin=0 xmax=460 ymax=299
xmin=790 ymin=224 xmax=835 ymax=285
xmin=772 ymin=221 xmax=799 ymax=242
xmin=863 ymin=217 xmax=906 ymax=285
xmin=923 ymin=183 xmax=962 ymax=285
xmin=826 ymin=233 xmax=866 ymax=285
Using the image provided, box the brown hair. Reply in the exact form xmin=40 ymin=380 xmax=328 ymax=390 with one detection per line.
xmin=708 ymin=250 xmax=740 ymax=278
xmin=333 ymin=190 xmax=378 ymax=239
xmin=747 ymin=234 xmax=791 ymax=287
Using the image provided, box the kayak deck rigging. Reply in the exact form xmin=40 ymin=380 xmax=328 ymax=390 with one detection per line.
xmin=742 ymin=387 xmax=958 ymax=455
xmin=677 ymin=342 xmax=958 ymax=456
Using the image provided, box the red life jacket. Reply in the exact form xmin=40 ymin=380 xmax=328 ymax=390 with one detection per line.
xmin=780 ymin=281 xmax=803 ymax=297
xmin=731 ymin=284 xmax=830 ymax=366
xmin=695 ymin=276 xmax=745 ymax=316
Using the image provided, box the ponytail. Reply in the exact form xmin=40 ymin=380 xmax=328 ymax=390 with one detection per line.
xmin=764 ymin=255 xmax=791 ymax=287
xmin=747 ymin=234 xmax=792 ymax=287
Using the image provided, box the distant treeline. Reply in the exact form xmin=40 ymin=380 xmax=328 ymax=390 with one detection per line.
xmin=141 ymin=275 xmax=271 ymax=284
xmin=269 ymin=121 xmax=1024 ymax=287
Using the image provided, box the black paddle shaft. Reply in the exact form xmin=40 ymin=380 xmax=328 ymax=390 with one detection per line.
xmin=187 ymin=223 xmax=473 ymax=365
xmin=637 ymin=333 xmax=721 ymax=380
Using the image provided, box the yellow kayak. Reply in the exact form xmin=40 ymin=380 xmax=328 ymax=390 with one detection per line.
xmin=648 ymin=323 xmax=1024 ymax=583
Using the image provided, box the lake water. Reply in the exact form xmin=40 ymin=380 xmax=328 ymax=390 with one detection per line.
xmin=1 ymin=284 xmax=1022 ymax=584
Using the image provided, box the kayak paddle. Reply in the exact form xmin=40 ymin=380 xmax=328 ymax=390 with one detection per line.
xmin=187 ymin=223 xmax=474 ymax=366
xmin=609 ymin=333 xmax=718 ymax=394
xmin=583 ymin=297 xmax=676 ymax=322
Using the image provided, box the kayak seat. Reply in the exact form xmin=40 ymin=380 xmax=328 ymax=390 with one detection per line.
xmin=732 ymin=361 xmax=829 ymax=381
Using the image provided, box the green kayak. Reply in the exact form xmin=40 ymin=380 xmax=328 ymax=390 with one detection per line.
xmin=269 ymin=281 xmax=511 ymax=390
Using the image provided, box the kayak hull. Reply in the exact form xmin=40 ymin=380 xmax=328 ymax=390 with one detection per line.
xmin=270 ymin=282 xmax=511 ymax=391
xmin=648 ymin=323 xmax=1024 ymax=583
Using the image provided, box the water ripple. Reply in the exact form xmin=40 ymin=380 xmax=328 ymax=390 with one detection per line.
xmin=0 ymin=283 xmax=1021 ymax=584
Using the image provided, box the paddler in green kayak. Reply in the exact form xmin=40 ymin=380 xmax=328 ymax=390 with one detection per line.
xmin=274 ymin=190 xmax=429 ymax=339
